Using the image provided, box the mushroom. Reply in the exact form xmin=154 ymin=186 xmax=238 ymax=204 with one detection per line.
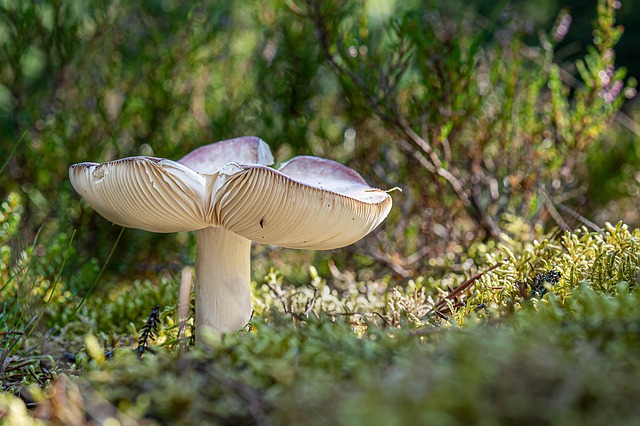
xmin=69 ymin=137 xmax=392 ymax=335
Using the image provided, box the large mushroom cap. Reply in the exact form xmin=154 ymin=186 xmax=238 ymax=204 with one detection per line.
xmin=69 ymin=137 xmax=273 ymax=233
xmin=70 ymin=138 xmax=392 ymax=247
xmin=69 ymin=157 xmax=208 ymax=233
xmin=211 ymin=157 xmax=392 ymax=249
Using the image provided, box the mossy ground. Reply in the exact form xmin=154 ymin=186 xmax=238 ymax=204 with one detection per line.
xmin=3 ymin=222 xmax=640 ymax=425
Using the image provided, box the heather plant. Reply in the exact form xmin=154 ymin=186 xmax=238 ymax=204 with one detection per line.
xmin=2 ymin=0 xmax=638 ymax=276
xmin=293 ymin=0 xmax=637 ymax=271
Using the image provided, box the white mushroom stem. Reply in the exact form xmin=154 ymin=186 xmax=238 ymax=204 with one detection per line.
xmin=195 ymin=226 xmax=252 ymax=335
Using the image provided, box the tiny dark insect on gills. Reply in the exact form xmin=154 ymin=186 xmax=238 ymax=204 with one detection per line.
xmin=260 ymin=218 xmax=265 ymax=228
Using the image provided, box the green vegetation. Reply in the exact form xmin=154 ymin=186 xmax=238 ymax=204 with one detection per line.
xmin=2 ymin=0 xmax=640 ymax=424
xmin=4 ymin=209 xmax=640 ymax=424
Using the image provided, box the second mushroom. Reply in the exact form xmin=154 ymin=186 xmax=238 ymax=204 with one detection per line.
xmin=70 ymin=137 xmax=392 ymax=335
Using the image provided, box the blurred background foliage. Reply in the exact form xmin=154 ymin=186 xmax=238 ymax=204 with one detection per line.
xmin=0 ymin=0 xmax=639 ymax=288
xmin=2 ymin=0 xmax=640 ymax=422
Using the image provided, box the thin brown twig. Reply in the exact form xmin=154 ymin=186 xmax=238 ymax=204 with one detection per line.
xmin=426 ymin=262 xmax=502 ymax=317
xmin=0 ymin=331 xmax=24 ymax=336
xmin=303 ymin=289 xmax=318 ymax=317
xmin=540 ymin=189 xmax=571 ymax=232
xmin=333 ymin=311 xmax=392 ymax=327
xmin=372 ymin=311 xmax=393 ymax=327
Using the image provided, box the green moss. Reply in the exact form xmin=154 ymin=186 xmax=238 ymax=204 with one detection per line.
xmin=5 ymin=174 xmax=640 ymax=424
xmin=3 ymin=222 xmax=640 ymax=424
xmin=34 ymin=283 xmax=640 ymax=425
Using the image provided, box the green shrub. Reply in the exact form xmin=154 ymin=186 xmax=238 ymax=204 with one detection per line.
xmin=294 ymin=0 xmax=636 ymax=257
xmin=1 ymin=0 xmax=638 ymax=277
